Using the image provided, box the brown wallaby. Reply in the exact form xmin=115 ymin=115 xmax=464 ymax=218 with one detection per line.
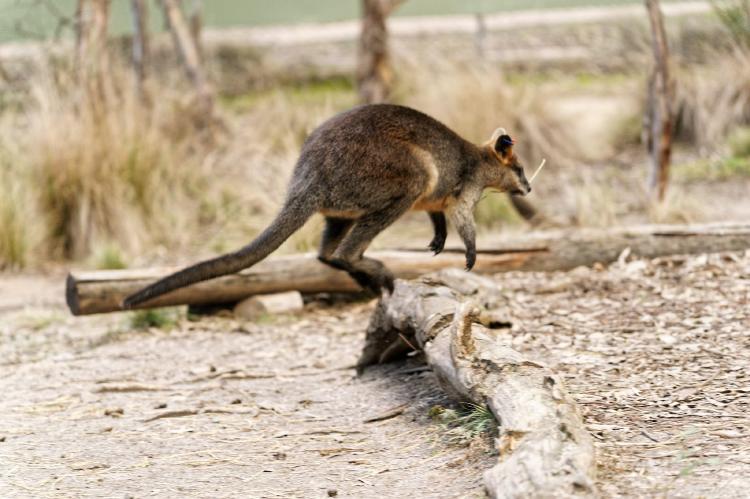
xmin=123 ymin=104 xmax=531 ymax=308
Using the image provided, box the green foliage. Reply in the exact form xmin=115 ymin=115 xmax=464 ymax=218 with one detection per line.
xmin=728 ymin=126 xmax=750 ymax=157
xmin=430 ymin=403 xmax=497 ymax=445
xmin=129 ymin=308 xmax=180 ymax=330
xmin=713 ymin=0 xmax=750 ymax=50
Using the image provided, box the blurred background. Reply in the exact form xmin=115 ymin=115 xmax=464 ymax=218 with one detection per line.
xmin=1 ymin=0 xmax=748 ymax=271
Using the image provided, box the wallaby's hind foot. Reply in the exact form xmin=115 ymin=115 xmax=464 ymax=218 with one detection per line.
xmin=325 ymin=256 xmax=394 ymax=295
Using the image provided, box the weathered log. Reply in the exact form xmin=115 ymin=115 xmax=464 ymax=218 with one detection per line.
xmin=66 ymin=222 xmax=750 ymax=315
xmin=358 ymin=270 xmax=597 ymax=497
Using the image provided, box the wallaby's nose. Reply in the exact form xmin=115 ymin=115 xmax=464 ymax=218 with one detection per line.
xmin=526 ymin=186 xmax=532 ymax=194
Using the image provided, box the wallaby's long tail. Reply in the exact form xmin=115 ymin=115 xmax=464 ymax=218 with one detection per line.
xmin=122 ymin=195 xmax=316 ymax=309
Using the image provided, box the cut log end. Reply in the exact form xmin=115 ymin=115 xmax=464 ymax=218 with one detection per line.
xmin=66 ymin=274 xmax=82 ymax=316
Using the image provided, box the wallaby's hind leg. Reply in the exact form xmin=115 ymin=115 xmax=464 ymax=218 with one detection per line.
xmin=318 ymin=217 xmax=353 ymax=270
xmin=330 ymin=197 xmax=415 ymax=293
xmin=428 ymin=211 xmax=447 ymax=255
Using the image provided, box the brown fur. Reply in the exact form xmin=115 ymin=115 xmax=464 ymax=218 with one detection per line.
xmin=123 ymin=104 xmax=530 ymax=308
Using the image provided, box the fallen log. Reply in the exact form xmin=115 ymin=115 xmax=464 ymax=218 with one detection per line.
xmin=66 ymin=222 xmax=750 ymax=315
xmin=358 ymin=270 xmax=597 ymax=498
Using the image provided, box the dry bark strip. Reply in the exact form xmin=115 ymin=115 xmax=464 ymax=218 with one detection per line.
xmin=66 ymin=222 xmax=750 ymax=315
xmin=358 ymin=270 xmax=597 ymax=498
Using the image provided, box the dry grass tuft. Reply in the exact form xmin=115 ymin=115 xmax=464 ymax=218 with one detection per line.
xmin=648 ymin=189 xmax=702 ymax=224
xmin=0 ymin=60 xmax=224 ymax=264
xmin=676 ymin=51 xmax=750 ymax=148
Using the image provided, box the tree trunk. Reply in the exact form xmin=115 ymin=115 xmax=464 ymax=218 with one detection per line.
xmin=65 ymin=222 xmax=750 ymax=315
xmin=645 ymin=0 xmax=674 ymax=201
xmin=357 ymin=0 xmax=403 ymax=104
xmin=75 ymin=0 xmax=111 ymax=110
xmin=159 ymin=0 xmax=213 ymax=114
xmin=130 ymin=0 xmax=149 ymax=98
xmin=188 ymin=0 xmax=204 ymax=60
xmin=358 ymin=271 xmax=597 ymax=497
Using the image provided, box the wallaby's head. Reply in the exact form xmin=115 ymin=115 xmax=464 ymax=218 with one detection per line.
xmin=482 ymin=128 xmax=531 ymax=196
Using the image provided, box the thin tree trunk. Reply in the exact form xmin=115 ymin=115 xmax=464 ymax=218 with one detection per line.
xmin=357 ymin=0 xmax=403 ymax=104
xmin=188 ymin=0 xmax=204 ymax=60
xmin=75 ymin=0 xmax=111 ymax=109
xmin=645 ymin=0 xmax=674 ymax=201
xmin=130 ymin=0 xmax=149 ymax=98
xmin=159 ymin=0 xmax=213 ymax=114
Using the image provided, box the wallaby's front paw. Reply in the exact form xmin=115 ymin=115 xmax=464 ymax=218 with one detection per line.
xmin=465 ymin=250 xmax=476 ymax=271
xmin=429 ymin=236 xmax=446 ymax=255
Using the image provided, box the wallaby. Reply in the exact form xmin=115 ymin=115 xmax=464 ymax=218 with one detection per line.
xmin=123 ymin=104 xmax=531 ymax=308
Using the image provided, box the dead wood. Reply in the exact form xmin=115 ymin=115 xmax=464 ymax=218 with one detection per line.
xmin=159 ymin=0 xmax=214 ymax=115
xmin=66 ymin=222 xmax=750 ymax=315
xmin=358 ymin=270 xmax=597 ymax=497
xmin=645 ymin=0 xmax=675 ymax=201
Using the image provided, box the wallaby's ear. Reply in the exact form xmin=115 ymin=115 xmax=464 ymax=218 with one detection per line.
xmin=493 ymin=131 xmax=514 ymax=158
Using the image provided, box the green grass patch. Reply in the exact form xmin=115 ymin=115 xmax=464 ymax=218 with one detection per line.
xmin=674 ymin=156 xmax=750 ymax=181
xmin=729 ymin=126 xmax=750 ymax=157
xmin=221 ymin=76 xmax=355 ymax=112
xmin=430 ymin=403 xmax=497 ymax=445
xmin=129 ymin=308 xmax=181 ymax=330
xmin=92 ymin=243 xmax=128 ymax=270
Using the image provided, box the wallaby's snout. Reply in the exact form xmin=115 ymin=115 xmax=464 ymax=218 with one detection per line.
xmin=515 ymin=167 xmax=531 ymax=196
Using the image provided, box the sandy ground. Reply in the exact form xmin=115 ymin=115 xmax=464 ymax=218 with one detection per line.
xmin=1 ymin=249 xmax=749 ymax=498
xmin=0 ymin=289 xmax=492 ymax=498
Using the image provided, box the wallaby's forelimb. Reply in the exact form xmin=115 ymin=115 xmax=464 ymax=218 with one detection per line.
xmin=446 ymin=203 xmax=477 ymax=271
xmin=123 ymin=195 xmax=315 ymax=308
xmin=428 ymin=211 xmax=447 ymax=255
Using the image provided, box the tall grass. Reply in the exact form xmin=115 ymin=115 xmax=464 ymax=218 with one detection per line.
xmin=0 ymin=61 xmax=219 ymax=265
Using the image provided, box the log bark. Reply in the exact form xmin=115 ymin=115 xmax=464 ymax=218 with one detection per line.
xmin=358 ymin=270 xmax=597 ymax=497
xmin=645 ymin=0 xmax=675 ymax=201
xmin=66 ymin=222 xmax=750 ymax=315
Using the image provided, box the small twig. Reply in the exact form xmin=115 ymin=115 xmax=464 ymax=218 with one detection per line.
xmin=528 ymin=158 xmax=547 ymax=184
xmin=398 ymin=333 xmax=419 ymax=352
xmin=94 ymin=383 xmax=169 ymax=393
xmin=363 ymin=403 xmax=409 ymax=423
xmin=143 ymin=407 xmax=257 ymax=422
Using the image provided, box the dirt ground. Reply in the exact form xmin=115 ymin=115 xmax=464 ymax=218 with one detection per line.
xmin=1 ymin=249 xmax=749 ymax=498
